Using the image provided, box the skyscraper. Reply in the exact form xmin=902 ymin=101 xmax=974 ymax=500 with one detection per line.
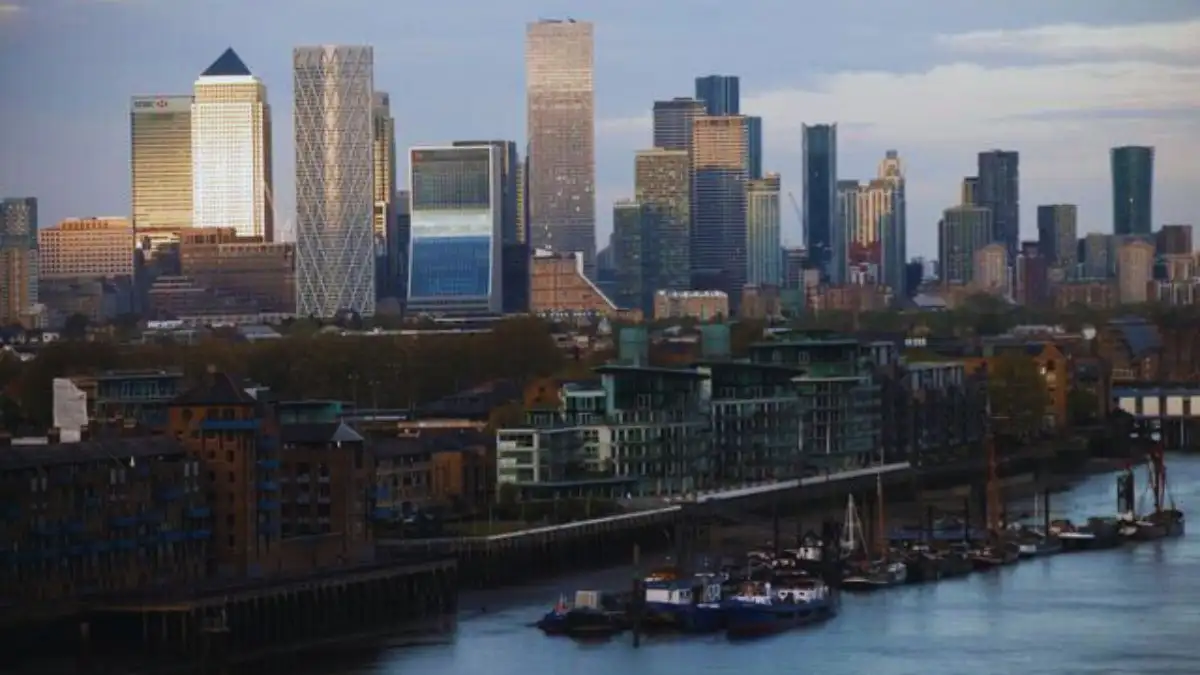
xmin=960 ymin=176 xmax=979 ymax=206
xmin=634 ymin=148 xmax=691 ymax=292
xmin=191 ymin=48 xmax=274 ymax=240
xmin=453 ymin=140 xmax=526 ymax=312
xmin=0 ymin=198 xmax=38 ymax=324
xmin=694 ymin=75 xmax=739 ymax=115
xmin=877 ymin=150 xmax=906 ymax=295
xmin=1036 ymin=204 xmax=1078 ymax=273
xmin=745 ymin=116 xmax=763 ymax=180
xmin=612 ymin=200 xmax=652 ymax=314
xmin=802 ymin=124 xmax=839 ymax=282
xmin=938 ymin=205 xmax=993 ymax=285
xmin=372 ymin=92 xmax=397 ymax=243
xmin=1111 ymin=146 xmax=1154 ymax=237
xmin=691 ymin=116 xmax=748 ymax=298
xmin=525 ymin=19 xmax=596 ymax=272
xmin=652 ymin=98 xmax=705 ymax=152
xmin=976 ymin=150 xmax=1019 ymax=258
xmin=746 ymin=174 xmax=782 ymax=286
xmin=293 ymin=45 xmax=376 ymax=317
xmin=130 ymin=95 xmax=193 ymax=232
xmin=407 ymin=146 xmax=503 ymax=315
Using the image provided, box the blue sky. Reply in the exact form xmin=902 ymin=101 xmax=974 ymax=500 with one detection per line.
xmin=1 ymin=0 xmax=1198 ymax=257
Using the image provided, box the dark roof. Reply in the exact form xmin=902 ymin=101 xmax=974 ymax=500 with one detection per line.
xmin=281 ymin=422 xmax=363 ymax=445
xmin=0 ymin=437 xmax=186 ymax=472
xmin=593 ymin=364 xmax=708 ymax=379
xmin=201 ymin=48 xmax=252 ymax=77
xmin=172 ymin=372 xmax=256 ymax=406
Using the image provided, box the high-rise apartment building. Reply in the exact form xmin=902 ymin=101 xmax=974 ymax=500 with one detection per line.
xmin=652 ymin=98 xmax=705 ymax=153
xmin=612 ymin=200 xmax=652 ymax=314
xmin=977 ymin=150 xmax=1019 ymax=259
xmin=746 ymin=174 xmax=782 ymax=287
xmin=1036 ymin=204 xmax=1078 ymax=274
xmin=803 ymin=124 xmax=839 ymax=282
xmin=407 ymin=146 xmax=504 ymax=315
xmin=1111 ymin=146 xmax=1154 ymax=237
xmin=691 ymin=116 xmax=748 ymax=299
xmin=453 ymin=140 xmax=526 ymax=312
xmin=38 ymin=218 xmax=134 ymax=280
xmin=745 ymin=116 xmax=763 ymax=180
xmin=938 ymin=205 xmax=993 ymax=285
xmin=973 ymin=243 xmax=1009 ymax=293
xmin=0 ymin=198 xmax=38 ymax=324
xmin=1082 ymin=233 xmax=1115 ymax=280
xmin=373 ymin=92 xmax=397 ymax=243
xmin=525 ymin=19 xmax=596 ymax=272
xmin=634 ymin=148 xmax=691 ymax=292
xmin=191 ymin=48 xmax=274 ymax=240
xmin=876 ymin=151 xmax=906 ymax=295
xmin=130 ymin=95 xmax=193 ymax=232
xmin=294 ymin=45 xmax=376 ymax=317
xmin=1116 ymin=238 xmax=1154 ymax=304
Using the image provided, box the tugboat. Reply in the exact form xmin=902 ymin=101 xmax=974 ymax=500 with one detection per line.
xmin=724 ymin=577 xmax=836 ymax=639
xmin=536 ymin=591 xmax=628 ymax=637
xmin=642 ymin=572 xmax=727 ymax=633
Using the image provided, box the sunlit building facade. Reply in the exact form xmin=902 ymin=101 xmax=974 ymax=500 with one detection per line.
xmin=746 ymin=174 xmax=782 ymax=287
xmin=293 ymin=45 xmax=376 ymax=317
xmin=130 ymin=95 xmax=193 ymax=232
xmin=191 ymin=48 xmax=274 ymax=240
xmin=38 ymin=217 xmax=134 ymax=280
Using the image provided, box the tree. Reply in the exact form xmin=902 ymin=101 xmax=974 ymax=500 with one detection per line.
xmin=987 ymin=352 xmax=1050 ymax=441
xmin=62 ymin=313 xmax=90 ymax=341
xmin=1066 ymin=389 xmax=1100 ymax=426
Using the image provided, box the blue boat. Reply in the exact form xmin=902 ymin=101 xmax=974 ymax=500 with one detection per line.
xmin=643 ymin=573 xmax=727 ymax=633
xmin=536 ymin=591 xmax=628 ymax=638
xmin=724 ymin=578 xmax=836 ymax=639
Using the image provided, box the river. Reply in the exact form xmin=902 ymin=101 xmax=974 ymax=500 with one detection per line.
xmin=276 ymin=455 xmax=1200 ymax=675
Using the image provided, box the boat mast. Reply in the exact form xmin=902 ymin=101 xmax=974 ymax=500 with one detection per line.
xmin=875 ymin=470 xmax=886 ymax=558
xmin=1149 ymin=444 xmax=1166 ymax=514
xmin=985 ymin=425 xmax=1002 ymax=540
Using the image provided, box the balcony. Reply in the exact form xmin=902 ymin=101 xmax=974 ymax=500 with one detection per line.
xmin=200 ymin=418 xmax=260 ymax=431
xmin=62 ymin=521 xmax=85 ymax=535
xmin=156 ymin=487 xmax=183 ymax=502
xmin=370 ymin=486 xmax=388 ymax=500
xmin=257 ymin=480 xmax=280 ymax=492
xmin=31 ymin=524 xmax=57 ymax=537
xmin=160 ymin=530 xmax=188 ymax=543
xmin=258 ymin=499 xmax=281 ymax=511
xmin=258 ymin=521 xmax=281 ymax=536
xmin=139 ymin=511 xmax=164 ymax=523
xmin=186 ymin=506 xmax=211 ymax=519
xmin=370 ymin=507 xmax=396 ymax=521
xmin=114 ymin=539 xmax=137 ymax=551
xmin=87 ymin=540 xmax=112 ymax=553
xmin=68 ymin=544 xmax=86 ymax=556
xmin=189 ymin=529 xmax=212 ymax=540
xmin=259 ymin=435 xmax=278 ymax=450
xmin=256 ymin=458 xmax=281 ymax=470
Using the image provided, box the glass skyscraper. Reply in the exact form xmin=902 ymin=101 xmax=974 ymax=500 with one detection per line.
xmin=694 ymin=75 xmax=761 ymax=179
xmin=407 ymin=146 xmax=503 ymax=315
xmin=802 ymin=124 xmax=839 ymax=282
xmin=293 ymin=45 xmax=376 ymax=317
xmin=977 ymin=149 xmax=1020 ymax=259
xmin=1111 ymin=146 xmax=1154 ymax=237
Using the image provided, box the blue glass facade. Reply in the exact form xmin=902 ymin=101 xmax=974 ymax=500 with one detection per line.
xmin=409 ymin=236 xmax=491 ymax=298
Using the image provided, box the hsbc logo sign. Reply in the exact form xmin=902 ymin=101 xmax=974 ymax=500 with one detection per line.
xmin=133 ymin=97 xmax=190 ymax=113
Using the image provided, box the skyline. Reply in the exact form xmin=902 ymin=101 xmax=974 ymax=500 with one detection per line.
xmin=1 ymin=1 xmax=1198 ymax=258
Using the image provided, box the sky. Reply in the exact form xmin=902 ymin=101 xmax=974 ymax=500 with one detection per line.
xmin=1 ymin=0 xmax=1198 ymax=258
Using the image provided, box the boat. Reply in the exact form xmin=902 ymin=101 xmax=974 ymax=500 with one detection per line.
xmin=642 ymin=573 xmax=727 ymax=633
xmin=724 ymin=577 xmax=836 ymax=639
xmin=838 ymin=492 xmax=908 ymax=591
xmin=1011 ymin=482 xmax=1063 ymax=557
xmin=1052 ymin=518 xmax=1122 ymax=552
xmin=935 ymin=545 xmax=975 ymax=578
xmin=536 ymin=591 xmax=628 ymax=637
xmin=1142 ymin=445 xmax=1185 ymax=538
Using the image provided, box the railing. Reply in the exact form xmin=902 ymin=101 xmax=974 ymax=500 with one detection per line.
xmin=186 ymin=506 xmax=211 ymax=519
xmin=200 ymin=419 xmax=260 ymax=431
xmin=256 ymin=458 xmax=281 ymax=470
xmin=257 ymin=499 xmax=281 ymax=511
xmin=257 ymin=481 xmax=280 ymax=492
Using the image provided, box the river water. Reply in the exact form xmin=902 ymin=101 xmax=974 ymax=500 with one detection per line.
xmin=293 ymin=455 xmax=1200 ymax=675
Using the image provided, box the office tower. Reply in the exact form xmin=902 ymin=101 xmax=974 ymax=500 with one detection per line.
xmin=393 ymin=189 xmax=411 ymax=301
xmin=876 ymin=150 xmax=906 ymax=294
xmin=937 ymin=205 xmax=993 ymax=285
xmin=745 ymin=116 xmax=763 ymax=180
xmin=836 ymin=180 xmax=861 ymax=277
xmin=973 ymin=243 xmax=1008 ymax=292
xmin=694 ymin=75 xmax=739 ymax=115
xmin=406 ymin=146 xmax=504 ymax=315
xmin=1116 ymin=238 xmax=1154 ymax=304
xmin=294 ymin=45 xmax=376 ymax=317
xmin=454 ymin=140 xmax=526 ymax=312
xmin=525 ymin=19 xmax=596 ymax=272
xmin=612 ymin=200 xmax=652 ymax=314
xmin=1015 ymin=241 xmax=1049 ymax=307
xmin=1157 ymin=224 xmax=1193 ymax=255
xmin=515 ymin=156 xmax=527 ymax=244
xmin=0 ymin=198 xmax=38 ymax=324
xmin=191 ymin=48 xmax=274 ymax=240
xmin=960 ymin=176 xmax=978 ymax=206
xmin=1111 ymin=146 xmax=1154 ymax=236
xmin=38 ymin=218 xmax=134 ymax=280
xmin=746 ymin=174 xmax=782 ymax=287
xmin=803 ymin=124 xmax=839 ymax=283
xmin=652 ymin=98 xmax=705 ymax=152
xmin=976 ymin=150 xmax=1019 ymax=259
xmin=1035 ymin=204 xmax=1078 ymax=274
xmin=1082 ymin=232 xmax=1115 ymax=280
xmin=130 ymin=95 xmax=193 ymax=232
xmin=634 ymin=148 xmax=691 ymax=292
xmin=691 ymin=116 xmax=748 ymax=298
xmin=373 ymin=92 xmax=397 ymax=243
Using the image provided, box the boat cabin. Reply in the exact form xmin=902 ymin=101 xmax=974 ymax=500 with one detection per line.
xmin=645 ymin=578 xmax=722 ymax=605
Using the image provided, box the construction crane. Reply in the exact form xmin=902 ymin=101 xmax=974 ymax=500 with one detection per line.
xmin=787 ymin=191 xmax=804 ymax=245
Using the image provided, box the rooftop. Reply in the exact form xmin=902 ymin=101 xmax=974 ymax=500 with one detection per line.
xmin=200 ymin=48 xmax=252 ymax=77
xmin=0 ymin=436 xmax=186 ymax=472
xmin=280 ymin=422 xmax=364 ymax=445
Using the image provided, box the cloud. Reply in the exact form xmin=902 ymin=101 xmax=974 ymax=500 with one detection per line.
xmin=0 ymin=3 xmax=22 ymax=16
xmin=935 ymin=19 xmax=1200 ymax=61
